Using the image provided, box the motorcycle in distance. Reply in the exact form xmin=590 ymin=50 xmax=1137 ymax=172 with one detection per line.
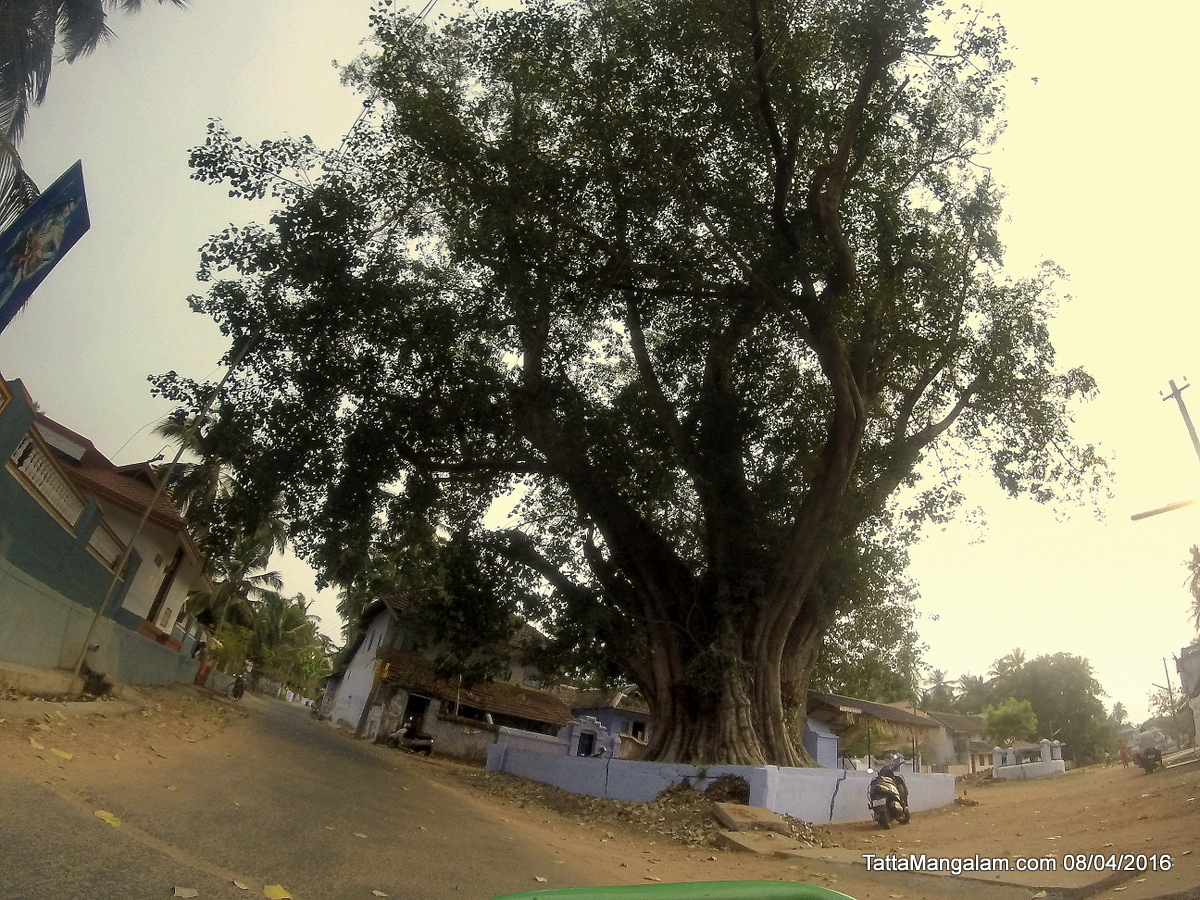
xmin=868 ymin=755 xmax=911 ymax=829
xmin=228 ymin=673 xmax=246 ymax=701
xmin=386 ymin=720 xmax=434 ymax=756
xmin=1132 ymin=728 xmax=1165 ymax=773
xmin=1135 ymin=747 xmax=1163 ymax=773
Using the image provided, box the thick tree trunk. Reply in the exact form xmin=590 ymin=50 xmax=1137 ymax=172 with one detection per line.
xmin=645 ymin=657 xmax=768 ymax=765
xmin=641 ymin=617 xmax=822 ymax=767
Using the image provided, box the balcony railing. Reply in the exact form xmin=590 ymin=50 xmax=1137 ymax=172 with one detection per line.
xmin=7 ymin=430 xmax=129 ymax=574
xmin=8 ymin=433 xmax=85 ymax=527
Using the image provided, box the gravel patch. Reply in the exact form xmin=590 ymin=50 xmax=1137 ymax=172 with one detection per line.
xmin=459 ymin=769 xmax=830 ymax=849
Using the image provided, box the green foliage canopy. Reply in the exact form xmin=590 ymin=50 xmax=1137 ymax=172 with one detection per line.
xmin=157 ymin=0 xmax=1104 ymax=765
xmin=991 ymin=652 xmax=1113 ymax=763
xmin=983 ymin=697 xmax=1036 ymax=747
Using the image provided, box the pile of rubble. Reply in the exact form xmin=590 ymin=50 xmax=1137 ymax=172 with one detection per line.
xmin=462 ymin=770 xmax=827 ymax=849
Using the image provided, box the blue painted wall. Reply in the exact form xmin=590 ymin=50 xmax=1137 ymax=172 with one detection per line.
xmin=573 ymin=707 xmax=653 ymax=743
xmin=0 ymin=380 xmax=135 ymax=615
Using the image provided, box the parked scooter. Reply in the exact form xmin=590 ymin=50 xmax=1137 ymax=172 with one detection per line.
xmin=228 ymin=673 xmax=246 ymax=701
xmin=868 ymin=755 xmax=911 ymax=829
xmin=386 ymin=720 xmax=433 ymax=756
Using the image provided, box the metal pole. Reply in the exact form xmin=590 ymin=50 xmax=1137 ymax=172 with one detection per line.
xmin=1163 ymin=380 xmax=1200 ymax=469
xmin=71 ymin=335 xmax=258 ymax=679
xmin=1129 ymin=379 xmax=1200 ymax=521
xmin=1163 ymin=657 xmax=1184 ymax=747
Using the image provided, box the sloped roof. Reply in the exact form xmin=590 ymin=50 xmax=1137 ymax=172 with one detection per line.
xmin=6 ymin=398 xmax=205 ymax=571
xmin=561 ymin=687 xmax=651 ymax=716
xmin=33 ymin=411 xmax=189 ymax=534
xmin=807 ymin=691 xmax=939 ymax=730
xmin=64 ymin=460 xmax=187 ymax=531
xmin=378 ymin=648 xmax=572 ymax=727
xmin=926 ymin=710 xmax=986 ymax=736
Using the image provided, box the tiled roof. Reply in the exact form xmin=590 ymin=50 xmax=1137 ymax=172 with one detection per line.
xmin=62 ymin=458 xmax=186 ymax=531
xmin=25 ymin=408 xmax=205 ymax=569
xmin=378 ymin=648 xmax=572 ymax=727
xmin=807 ymin=691 xmax=940 ymax=730
xmin=561 ymin=687 xmax=651 ymax=716
xmin=926 ymin=710 xmax=986 ymax=736
xmin=32 ymin=409 xmax=188 ymax=532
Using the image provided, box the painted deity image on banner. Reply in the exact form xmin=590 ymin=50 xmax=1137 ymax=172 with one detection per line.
xmin=0 ymin=161 xmax=90 ymax=334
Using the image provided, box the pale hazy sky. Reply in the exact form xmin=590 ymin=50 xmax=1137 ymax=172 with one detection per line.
xmin=2 ymin=1 xmax=1198 ymax=724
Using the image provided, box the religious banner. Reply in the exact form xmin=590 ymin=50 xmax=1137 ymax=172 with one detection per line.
xmin=0 ymin=160 xmax=91 ymax=334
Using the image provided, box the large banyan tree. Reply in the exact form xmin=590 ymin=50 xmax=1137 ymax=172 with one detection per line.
xmin=159 ymin=0 xmax=1104 ymax=765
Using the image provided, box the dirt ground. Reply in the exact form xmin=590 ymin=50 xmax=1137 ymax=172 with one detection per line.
xmin=453 ymin=752 xmax=1200 ymax=900
xmin=2 ymin=687 xmax=1198 ymax=900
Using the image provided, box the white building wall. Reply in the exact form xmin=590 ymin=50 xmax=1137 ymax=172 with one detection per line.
xmin=329 ymin=612 xmax=394 ymax=730
xmin=993 ymin=759 xmax=1066 ymax=780
xmin=97 ymin=503 xmax=189 ymax=621
xmin=426 ymin=710 xmax=499 ymax=760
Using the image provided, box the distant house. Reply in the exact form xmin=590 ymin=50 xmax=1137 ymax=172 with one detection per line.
xmin=0 ymin=373 xmax=210 ymax=685
xmin=319 ymin=598 xmax=571 ymax=761
xmin=550 ymin=687 xmax=840 ymax=767
xmin=807 ymin=691 xmax=943 ymax=770
xmin=925 ymin=710 xmax=992 ymax=775
xmin=562 ymin=687 xmax=653 ymax=751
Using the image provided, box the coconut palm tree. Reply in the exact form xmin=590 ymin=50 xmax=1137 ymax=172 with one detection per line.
xmin=1109 ymin=701 xmax=1129 ymax=725
xmin=1185 ymin=545 xmax=1200 ymax=632
xmin=920 ymin=668 xmax=956 ymax=712
xmin=247 ymin=592 xmax=331 ymax=693
xmin=152 ymin=411 xmax=237 ymax=551
xmin=0 ymin=0 xmax=188 ymax=226
xmin=333 ymin=549 xmax=402 ymax=639
xmin=188 ymin=525 xmax=284 ymax=629
xmin=989 ymin=648 xmax=1027 ymax=681
xmin=954 ymin=673 xmax=992 ymax=715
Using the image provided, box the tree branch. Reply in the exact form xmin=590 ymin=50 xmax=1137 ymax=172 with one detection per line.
xmin=807 ymin=27 xmax=899 ymax=295
xmin=623 ymin=291 xmax=696 ymax=468
xmin=748 ymin=0 xmax=800 ymax=249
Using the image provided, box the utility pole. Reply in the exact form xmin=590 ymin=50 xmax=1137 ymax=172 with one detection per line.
xmin=1162 ymin=379 xmax=1200 ymax=468
xmin=1130 ymin=379 xmax=1200 ymax=521
xmin=72 ymin=335 xmax=258 ymax=680
xmin=1162 ymin=657 xmax=1184 ymax=747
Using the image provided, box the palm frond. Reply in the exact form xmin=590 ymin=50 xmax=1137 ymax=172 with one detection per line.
xmin=0 ymin=138 xmax=40 ymax=231
xmin=56 ymin=0 xmax=111 ymax=63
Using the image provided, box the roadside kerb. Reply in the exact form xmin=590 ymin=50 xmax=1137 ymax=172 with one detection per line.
xmin=713 ymin=803 xmax=1139 ymax=900
xmin=772 ymin=844 xmax=1141 ymax=900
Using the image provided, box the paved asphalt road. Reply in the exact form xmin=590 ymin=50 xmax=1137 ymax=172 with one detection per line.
xmin=0 ymin=695 xmax=606 ymax=900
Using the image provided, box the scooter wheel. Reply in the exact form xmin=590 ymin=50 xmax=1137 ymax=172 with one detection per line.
xmin=874 ymin=808 xmax=891 ymax=830
xmin=895 ymin=806 xmax=911 ymax=825
xmin=386 ymin=736 xmax=399 ymax=749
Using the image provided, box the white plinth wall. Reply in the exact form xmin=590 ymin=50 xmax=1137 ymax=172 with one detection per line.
xmin=485 ymin=745 xmax=955 ymax=824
